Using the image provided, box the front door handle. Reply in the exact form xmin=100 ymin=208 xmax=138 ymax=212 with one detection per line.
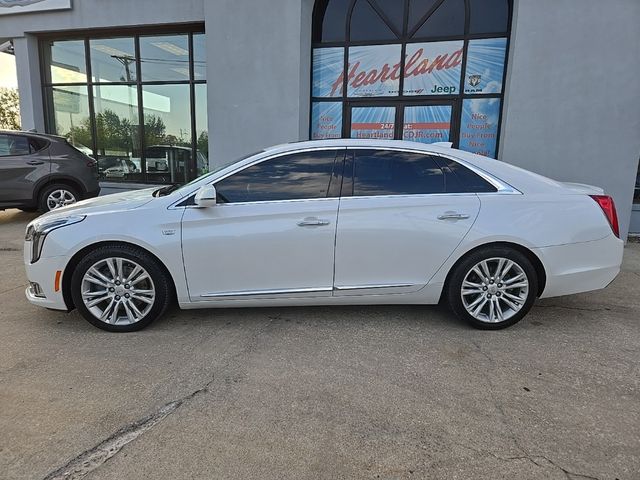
xmin=26 ymin=160 xmax=45 ymax=165
xmin=437 ymin=212 xmax=470 ymax=220
xmin=297 ymin=217 xmax=330 ymax=227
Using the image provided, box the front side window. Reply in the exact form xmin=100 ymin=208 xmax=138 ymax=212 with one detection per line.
xmin=353 ymin=149 xmax=445 ymax=196
xmin=0 ymin=135 xmax=30 ymax=157
xmin=215 ymin=150 xmax=341 ymax=203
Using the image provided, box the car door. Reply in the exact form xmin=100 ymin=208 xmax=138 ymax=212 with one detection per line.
xmin=333 ymin=148 xmax=482 ymax=296
xmin=181 ymin=148 xmax=345 ymax=301
xmin=0 ymin=134 xmax=50 ymax=205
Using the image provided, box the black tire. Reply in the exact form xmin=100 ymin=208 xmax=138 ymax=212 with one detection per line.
xmin=446 ymin=246 xmax=538 ymax=330
xmin=70 ymin=244 xmax=172 ymax=332
xmin=38 ymin=184 xmax=81 ymax=213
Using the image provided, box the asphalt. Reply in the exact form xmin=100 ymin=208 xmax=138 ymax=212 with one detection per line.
xmin=0 ymin=208 xmax=638 ymax=480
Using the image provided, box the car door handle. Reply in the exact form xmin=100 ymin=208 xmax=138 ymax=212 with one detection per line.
xmin=297 ymin=217 xmax=330 ymax=227
xmin=437 ymin=213 xmax=470 ymax=220
xmin=26 ymin=160 xmax=45 ymax=165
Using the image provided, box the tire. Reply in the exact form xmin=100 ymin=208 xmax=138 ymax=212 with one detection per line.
xmin=70 ymin=244 xmax=172 ymax=332
xmin=38 ymin=184 xmax=80 ymax=212
xmin=447 ymin=246 xmax=538 ymax=330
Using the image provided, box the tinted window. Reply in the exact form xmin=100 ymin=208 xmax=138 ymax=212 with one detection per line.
xmin=0 ymin=135 xmax=30 ymax=157
xmin=353 ymin=150 xmax=445 ymax=196
xmin=412 ymin=0 xmax=465 ymax=39
xmin=215 ymin=150 xmax=340 ymax=203
xmin=350 ymin=0 xmax=397 ymax=42
xmin=435 ymin=157 xmax=498 ymax=193
xmin=469 ymin=0 xmax=509 ymax=34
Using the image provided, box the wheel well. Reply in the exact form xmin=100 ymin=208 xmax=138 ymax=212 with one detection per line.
xmin=442 ymin=241 xmax=547 ymax=300
xmin=35 ymin=178 xmax=85 ymax=203
xmin=61 ymin=241 xmax=178 ymax=311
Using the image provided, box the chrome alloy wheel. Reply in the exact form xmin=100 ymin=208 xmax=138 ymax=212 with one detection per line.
xmin=460 ymin=257 xmax=529 ymax=323
xmin=47 ymin=189 xmax=77 ymax=210
xmin=81 ymin=258 xmax=155 ymax=325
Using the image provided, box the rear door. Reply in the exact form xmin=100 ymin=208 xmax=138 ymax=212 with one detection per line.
xmin=333 ymin=148 xmax=481 ymax=296
xmin=0 ymin=134 xmax=50 ymax=205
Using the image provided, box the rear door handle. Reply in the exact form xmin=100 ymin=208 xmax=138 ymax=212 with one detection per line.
xmin=26 ymin=160 xmax=45 ymax=165
xmin=437 ymin=213 xmax=470 ymax=220
xmin=297 ymin=217 xmax=330 ymax=227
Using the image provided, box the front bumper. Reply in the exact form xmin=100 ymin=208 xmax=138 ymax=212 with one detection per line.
xmin=535 ymin=234 xmax=624 ymax=298
xmin=23 ymin=252 xmax=69 ymax=311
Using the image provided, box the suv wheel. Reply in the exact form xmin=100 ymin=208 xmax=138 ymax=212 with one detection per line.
xmin=447 ymin=246 xmax=538 ymax=330
xmin=71 ymin=245 xmax=172 ymax=332
xmin=39 ymin=184 xmax=80 ymax=212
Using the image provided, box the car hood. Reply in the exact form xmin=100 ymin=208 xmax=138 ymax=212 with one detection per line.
xmin=39 ymin=188 xmax=157 ymax=220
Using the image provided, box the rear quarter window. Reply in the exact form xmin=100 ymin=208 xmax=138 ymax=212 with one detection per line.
xmin=434 ymin=157 xmax=498 ymax=193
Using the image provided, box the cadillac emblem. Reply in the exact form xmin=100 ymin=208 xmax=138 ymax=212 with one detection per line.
xmin=468 ymin=74 xmax=482 ymax=87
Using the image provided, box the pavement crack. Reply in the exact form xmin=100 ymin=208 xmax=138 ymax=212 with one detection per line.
xmin=41 ymin=318 xmax=275 ymax=480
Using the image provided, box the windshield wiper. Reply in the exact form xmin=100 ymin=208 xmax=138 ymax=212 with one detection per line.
xmin=152 ymin=184 xmax=180 ymax=197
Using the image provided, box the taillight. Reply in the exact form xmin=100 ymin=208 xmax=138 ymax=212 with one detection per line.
xmin=86 ymin=160 xmax=97 ymax=168
xmin=590 ymin=195 xmax=619 ymax=238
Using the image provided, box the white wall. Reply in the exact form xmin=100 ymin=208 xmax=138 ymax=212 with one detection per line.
xmin=500 ymin=0 xmax=640 ymax=239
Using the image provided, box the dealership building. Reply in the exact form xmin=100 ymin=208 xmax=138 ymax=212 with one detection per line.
xmin=1 ymin=0 xmax=639 ymax=237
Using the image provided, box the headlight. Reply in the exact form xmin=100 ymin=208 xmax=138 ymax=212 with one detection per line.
xmin=25 ymin=215 xmax=86 ymax=263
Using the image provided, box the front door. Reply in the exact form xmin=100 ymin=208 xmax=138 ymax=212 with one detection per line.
xmin=347 ymin=101 xmax=455 ymax=145
xmin=181 ymin=149 xmax=345 ymax=301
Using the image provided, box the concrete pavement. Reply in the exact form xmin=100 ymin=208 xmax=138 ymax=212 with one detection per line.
xmin=1 ymin=209 xmax=638 ymax=480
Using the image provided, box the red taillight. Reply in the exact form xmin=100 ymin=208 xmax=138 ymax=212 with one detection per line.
xmin=86 ymin=160 xmax=97 ymax=168
xmin=590 ymin=195 xmax=620 ymax=238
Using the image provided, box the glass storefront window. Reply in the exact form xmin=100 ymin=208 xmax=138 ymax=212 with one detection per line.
xmin=140 ymin=34 xmax=190 ymax=82
xmin=42 ymin=30 xmax=207 ymax=185
xmin=44 ymin=40 xmax=88 ymax=84
xmin=193 ymin=33 xmax=207 ymax=81
xmin=93 ymin=85 xmax=141 ymax=182
xmin=142 ymin=84 xmax=192 ymax=184
xmin=90 ymin=37 xmax=137 ymax=83
xmin=45 ymin=85 xmax=93 ymax=154
xmin=195 ymin=83 xmax=209 ymax=176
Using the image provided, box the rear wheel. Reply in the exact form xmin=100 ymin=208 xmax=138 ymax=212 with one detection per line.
xmin=38 ymin=184 xmax=80 ymax=212
xmin=447 ymin=246 xmax=538 ymax=329
xmin=70 ymin=245 xmax=172 ymax=332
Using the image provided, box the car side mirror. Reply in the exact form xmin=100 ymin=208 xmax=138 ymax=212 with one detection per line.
xmin=194 ymin=184 xmax=217 ymax=208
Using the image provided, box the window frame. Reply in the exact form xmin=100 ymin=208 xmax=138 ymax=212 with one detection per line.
xmin=39 ymin=24 xmax=206 ymax=184
xmin=310 ymin=0 xmax=513 ymax=158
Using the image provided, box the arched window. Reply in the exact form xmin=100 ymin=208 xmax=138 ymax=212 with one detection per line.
xmin=311 ymin=0 xmax=512 ymax=159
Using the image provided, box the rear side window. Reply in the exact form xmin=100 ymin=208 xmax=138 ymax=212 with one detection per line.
xmin=352 ymin=150 xmax=445 ymax=196
xmin=214 ymin=150 xmax=341 ymax=203
xmin=30 ymin=138 xmax=47 ymax=153
xmin=435 ymin=157 xmax=498 ymax=193
xmin=0 ymin=134 xmax=30 ymax=156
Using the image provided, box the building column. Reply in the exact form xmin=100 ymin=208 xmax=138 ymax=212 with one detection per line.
xmin=13 ymin=34 xmax=45 ymax=132
xmin=203 ymin=0 xmax=313 ymax=169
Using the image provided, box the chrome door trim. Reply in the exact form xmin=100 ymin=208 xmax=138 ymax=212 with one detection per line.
xmin=333 ymin=283 xmax=416 ymax=291
xmin=200 ymin=286 xmax=333 ymax=298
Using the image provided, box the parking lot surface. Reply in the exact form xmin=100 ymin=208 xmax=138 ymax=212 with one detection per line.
xmin=1 ymin=209 xmax=638 ymax=480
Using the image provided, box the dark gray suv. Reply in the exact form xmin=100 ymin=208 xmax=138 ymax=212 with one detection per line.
xmin=0 ymin=131 xmax=100 ymax=212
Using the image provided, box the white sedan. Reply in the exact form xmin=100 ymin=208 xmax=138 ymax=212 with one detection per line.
xmin=24 ymin=140 xmax=623 ymax=332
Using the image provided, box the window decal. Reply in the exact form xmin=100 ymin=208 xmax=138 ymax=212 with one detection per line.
xmin=402 ymin=105 xmax=452 ymax=144
xmin=403 ymin=40 xmax=464 ymax=96
xmin=346 ymin=45 xmax=402 ymax=97
xmin=459 ymin=98 xmax=501 ymax=158
xmin=312 ymin=47 xmax=345 ymax=97
xmin=350 ymin=106 xmax=395 ymax=139
xmin=311 ymin=102 xmax=343 ymax=140
xmin=464 ymin=38 xmax=507 ymax=94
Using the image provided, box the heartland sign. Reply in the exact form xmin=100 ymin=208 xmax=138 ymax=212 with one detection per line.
xmin=0 ymin=0 xmax=71 ymax=16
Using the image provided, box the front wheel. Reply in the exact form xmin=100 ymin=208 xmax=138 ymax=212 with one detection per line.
xmin=70 ymin=245 xmax=172 ymax=332
xmin=447 ymin=247 xmax=538 ymax=330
